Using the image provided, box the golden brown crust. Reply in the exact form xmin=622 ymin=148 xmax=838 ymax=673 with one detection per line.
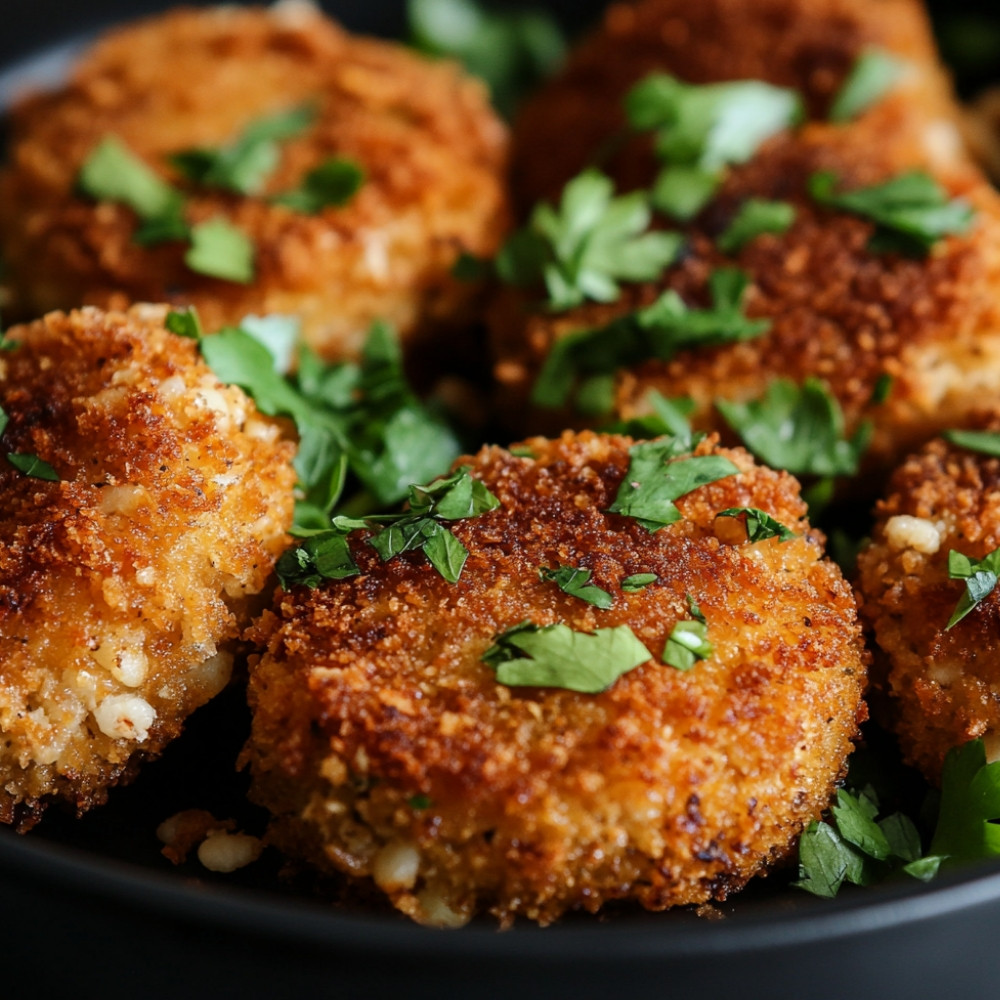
xmin=0 ymin=305 xmax=296 ymax=827
xmin=856 ymin=412 xmax=1000 ymax=781
xmin=245 ymin=430 xmax=867 ymax=926
xmin=0 ymin=4 xmax=510 ymax=361
xmin=492 ymin=0 xmax=1000 ymax=480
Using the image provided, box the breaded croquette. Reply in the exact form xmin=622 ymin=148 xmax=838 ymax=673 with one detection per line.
xmin=0 ymin=3 xmax=509 ymax=362
xmin=245 ymin=430 xmax=867 ymax=926
xmin=0 ymin=305 xmax=296 ymax=829
xmin=492 ymin=0 xmax=1000 ymax=477
xmin=856 ymin=415 xmax=1000 ymax=781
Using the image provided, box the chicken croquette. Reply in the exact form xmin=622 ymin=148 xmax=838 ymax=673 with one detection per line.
xmin=245 ymin=430 xmax=867 ymax=926
xmin=491 ymin=0 xmax=1000 ymax=477
xmin=0 ymin=305 xmax=296 ymax=829
xmin=856 ymin=415 xmax=1000 ymax=781
xmin=0 ymin=3 xmax=510 ymax=362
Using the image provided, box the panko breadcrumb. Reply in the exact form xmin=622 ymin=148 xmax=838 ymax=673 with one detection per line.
xmin=856 ymin=414 xmax=1000 ymax=780
xmin=0 ymin=305 xmax=296 ymax=829
xmin=0 ymin=3 xmax=509 ymax=362
xmin=491 ymin=0 xmax=1000 ymax=478
xmin=245 ymin=430 xmax=867 ymax=926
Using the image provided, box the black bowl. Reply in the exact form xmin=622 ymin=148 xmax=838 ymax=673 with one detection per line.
xmin=3 ymin=2 xmax=1000 ymax=996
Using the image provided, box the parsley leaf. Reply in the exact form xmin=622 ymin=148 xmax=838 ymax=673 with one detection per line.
xmin=275 ymin=528 xmax=361 ymax=589
xmin=408 ymin=0 xmax=566 ymax=118
xmin=946 ymin=546 xmax=1000 ymax=629
xmin=271 ymin=158 xmax=365 ymax=214
xmin=6 ymin=452 xmax=60 ymax=481
xmin=532 ymin=268 xmax=769 ymax=409
xmin=626 ymin=73 xmax=803 ymax=220
xmin=538 ymin=565 xmax=614 ymax=609
xmin=717 ymin=198 xmax=795 ymax=253
xmin=184 ymin=218 xmax=255 ymax=284
xmin=715 ymin=507 xmax=796 ymax=542
xmin=809 ymin=169 xmax=975 ymax=256
xmin=608 ymin=438 xmax=739 ymax=532
xmin=829 ymin=48 xmax=905 ymax=123
xmin=482 ymin=621 xmax=650 ymax=693
xmin=662 ymin=615 xmax=711 ymax=671
xmin=497 ymin=168 xmax=682 ymax=311
xmin=943 ymin=428 xmax=1000 ymax=458
xmin=717 ymin=377 xmax=870 ymax=479
xmin=170 ymin=104 xmax=317 ymax=195
xmin=621 ymin=573 xmax=657 ymax=592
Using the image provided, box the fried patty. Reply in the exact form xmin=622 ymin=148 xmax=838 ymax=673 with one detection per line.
xmin=0 ymin=3 xmax=510 ymax=363
xmin=856 ymin=414 xmax=1000 ymax=781
xmin=492 ymin=0 xmax=1000 ymax=478
xmin=245 ymin=430 xmax=867 ymax=926
xmin=0 ymin=305 xmax=296 ymax=828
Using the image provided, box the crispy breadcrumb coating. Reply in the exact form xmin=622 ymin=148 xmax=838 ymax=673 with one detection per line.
xmin=0 ymin=305 xmax=296 ymax=829
xmin=0 ymin=3 xmax=509 ymax=362
xmin=492 ymin=0 xmax=1000 ymax=478
xmin=245 ymin=430 xmax=867 ymax=926
xmin=856 ymin=414 xmax=1000 ymax=781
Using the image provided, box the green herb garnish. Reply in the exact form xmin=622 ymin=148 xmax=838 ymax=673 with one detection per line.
xmin=625 ymin=73 xmax=803 ymax=220
xmin=408 ymin=0 xmax=566 ymax=118
xmin=538 ymin=565 xmax=614 ymax=609
xmin=662 ymin=596 xmax=712 ymax=671
xmin=607 ymin=438 xmax=739 ymax=532
xmin=170 ymin=104 xmax=317 ymax=195
xmin=943 ymin=428 xmax=1000 ymax=458
xmin=809 ymin=169 xmax=975 ymax=256
xmin=408 ymin=794 xmax=432 ymax=810
xmin=482 ymin=621 xmax=650 ymax=693
xmin=0 ymin=405 xmax=60 ymax=481
xmin=271 ymin=157 xmax=365 ymax=214
xmin=715 ymin=507 xmax=796 ymax=543
xmin=497 ymin=168 xmax=682 ymax=311
xmin=717 ymin=377 xmax=870 ymax=479
xmin=184 ymin=218 xmax=255 ymax=284
xmin=717 ymin=198 xmax=795 ymax=253
xmin=621 ymin=573 xmax=657 ymax=592
xmin=946 ymin=546 xmax=1000 ymax=629
xmin=533 ymin=268 xmax=769 ymax=409
xmin=829 ymin=48 xmax=905 ymax=123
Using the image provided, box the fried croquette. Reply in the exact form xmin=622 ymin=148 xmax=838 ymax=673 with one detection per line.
xmin=0 ymin=3 xmax=510 ymax=362
xmin=856 ymin=414 xmax=1000 ymax=781
xmin=0 ymin=305 xmax=296 ymax=829
xmin=245 ymin=430 xmax=867 ymax=926
xmin=491 ymin=0 xmax=1000 ymax=478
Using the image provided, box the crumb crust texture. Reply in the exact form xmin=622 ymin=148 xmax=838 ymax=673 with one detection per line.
xmin=0 ymin=305 xmax=296 ymax=828
xmin=246 ymin=430 xmax=867 ymax=926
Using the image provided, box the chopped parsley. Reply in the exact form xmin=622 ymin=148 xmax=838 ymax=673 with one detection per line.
xmin=184 ymin=218 xmax=255 ymax=284
xmin=532 ymin=268 xmax=769 ymax=409
xmin=625 ymin=73 xmax=803 ymax=220
xmin=621 ymin=573 xmax=657 ymax=593
xmin=717 ymin=377 xmax=871 ymax=480
xmin=497 ymin=168 xmax=682 ymax=312
xmin=407 ymin=0 xmax=566 ymax=118
xmin=0 ymin=404 xmax=60 ymax=481
xmin=808 ymin=169 xmax=975 ymax=256
xmin=170 ymin=104 xmax=317 ymax=195
xmin=795 ymin=739 xmax=1000 ymax=898
xmin=277 ymin=466 xmax=499 ymax=588
xmin=607 ymin=437 xmax=739 ymax=532
xmin=662 ymin=596 xmax=712 ymax=671
xmin=408 ymin=794 xmax=432 ymax=810
xmin=715 ymin=507 xmax=796 ymax=542
xmin=482 ymin=621 xmax=650 ymax=693
xmin=270 ymin=158 xmax=366 ymax=214
xmin=829 ymin=48 xmax=906 ymax=124
xmin=607 ymin=393 xmax=698 ymax=444
xmin=538 ymin=565 xmax=614 ymax=609
xmin=166 ymin=310 xmax=460 ymax=528
xmin=943 ymin=428 xmax=1000 ymax=458
xmin=717 ymin=198 xmax=795 ymax=253
xmin=946 ymin=546 xmax=1000 ymax=629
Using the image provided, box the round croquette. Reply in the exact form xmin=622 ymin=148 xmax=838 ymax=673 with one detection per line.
xmin=491 ymin=0 xmax=1000 ymax=478
xmin=0 ymin=3 xmax=510 ymax=362
xmin=856 ymin=415 xmax=1000 ymax=781
xmin=244 ymin=430 xmax=868 ymax=926
xmin=0 ymin=305 xmax=296 ymax=829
